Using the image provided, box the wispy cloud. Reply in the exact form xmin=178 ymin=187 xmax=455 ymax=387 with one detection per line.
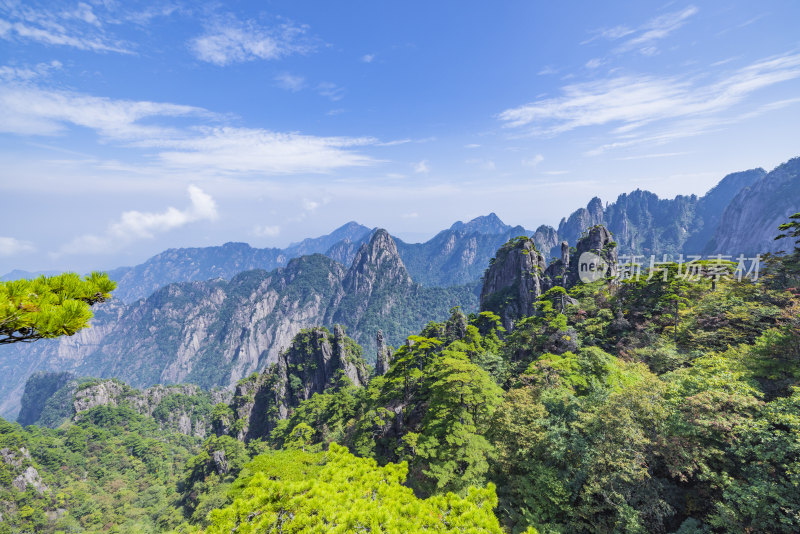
xmin=361 ymin=53 xmax=375 ymax=63
xmin=274 ymin=72 xmax=306 ymax=91
xmin=0 ymin=84 xmax=377 ymax=174
xmin=0 ymin=2 xmax=132 ymax=54
xmin=498 ymin=52 xmax=800 ymax=142
xmin=0 ymin=60 xmax=61 ymax=82
xmin=523 ymin=154 xmax=544 ymax=167
xmin=57 ymin=186 xmax=218 ymax=255
xmin=317 ymin=82 xmax=345 ymax=101
xmin=0 ymin=237 xmax=35 ymax=257
xmin=586 ymin=5 xmax=698 ymax=56
xmin=148 ymin=127 xmax=376 ymax=174
xmin=0 ymin=84 xmax=208 ymax=137
xmin=616 ymin=6 xmax=698 ymax=54
xmin=414 ymin=160 xmax=429 ymax=173
xmin=190 ymin=16 xmax=314 ymax=66
xmin=253 ymin=224 xmax=280 ymax=237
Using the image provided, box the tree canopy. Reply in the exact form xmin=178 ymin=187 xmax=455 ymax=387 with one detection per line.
xmin=0 ymin=272 xmax=116 ymax=345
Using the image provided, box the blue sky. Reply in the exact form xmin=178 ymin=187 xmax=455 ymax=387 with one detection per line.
xmin=1 ymin=0 xmax=800 ymax=273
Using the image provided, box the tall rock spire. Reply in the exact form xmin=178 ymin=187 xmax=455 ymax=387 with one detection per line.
xmin=375 ymin=329 xmax=392 ymax=375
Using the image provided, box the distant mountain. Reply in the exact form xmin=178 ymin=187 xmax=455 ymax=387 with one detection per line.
xmin=555 ymin=167 xmax=768 ymax=257
xmin=3 ymin=158 xmax=798 ymax=304
xmin=706 ymin=158 xmax=800 ymax=256
xmin=0 ymin=269 xmax=61 ymax=281
xmin=284 ymin=221 xmax=371 ymax=257
xmin=0 ymin=231 xmax=478 ymax=418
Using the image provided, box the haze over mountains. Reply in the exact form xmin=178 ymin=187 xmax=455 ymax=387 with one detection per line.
xmin=1 ymin=157 xmax=799 ymax=419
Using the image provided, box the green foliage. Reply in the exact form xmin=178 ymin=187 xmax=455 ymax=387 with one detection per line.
xmin=0 ymin=405 xmax=197 ymax=533
xmin=0 ymin=272 xmax=116 ymax=345
xmin=203 ymin=443 xmax=510 ymax=533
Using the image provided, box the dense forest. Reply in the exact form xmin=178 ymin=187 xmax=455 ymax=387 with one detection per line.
xmin=2 ymin=217 xmax=800 ymax=533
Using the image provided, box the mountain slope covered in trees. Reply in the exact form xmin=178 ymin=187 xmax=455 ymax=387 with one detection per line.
xmin=4 ymin=216 xmax=800 ymax=533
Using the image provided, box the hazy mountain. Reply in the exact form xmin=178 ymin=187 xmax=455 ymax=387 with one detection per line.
xmin=706 ymin=158 xmax=800 ymax=256
xmin=0 ymin=231 xmax=477 ymax=419
xmin=555 ymin=166 xmax=770 ymax=257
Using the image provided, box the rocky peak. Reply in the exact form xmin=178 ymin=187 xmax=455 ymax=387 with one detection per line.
xmin=479 ymin=236 xmax=547 ymax=331
xmin=230 ymin=326 xmax=368 ymax=441
xmin=345 ymin=229 xmax=411 ymax=286
xmin=450 ymin=212 xmax=511 ymax=235
xmin=330 ymin=230 xmax=414 ymax=329
xmin=532 ymin=225 xmax=560 ymax=260
xmin=564 ymin=225 xmax=618 ymax=287
xmin=375 ymin=329 xmax=392 ymax=376
xmin=558 ymin=198 xmax=606 ymax=245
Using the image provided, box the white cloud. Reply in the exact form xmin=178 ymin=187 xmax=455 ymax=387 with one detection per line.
xmin=0 ymin=237 xmax=35 ymax=257
xmin=302 ymin=199 xmax=320 ymax=212
xmin=464 ymin=143 xmax=481 ymax=149
xmin=190 ymin=16 xmax=314 ymax=66
xmin=150 ymin=127 xmax=376 ymax=174
xmin=57 ymin=186 xmax=218 ymax=255
xmin=586 ymin=6 xmax=698 ymax=56
xmin=0 ymin=1 xmax=131 ymax=54
xmin=65 ymin=3 xmax=100 ymax=26
xmin=616 ymin=6 xmax=698 ymax=54
xmin=274 ymin=72 xmax=306 ymax=91
xmin=0 ymin=18 xmax=131 ymax=53
xmin=523 ymin=154 xmax=544 ymax=167
xmin=585 ymin=58 xmax=604 ymax=69
xmin=0 ymin=84 xmax=208 ymax=138
xmin=401 ymin=212 xmax=419 ymax=219
xmin=498 ymin=52 xmax=800 ymax=139
xmin=317 ymin=82 xmax=345 ymax=101
xmin=414 ymin=160 xmax=429 ymax=173
xmin=253 ymin=224 xmax=280 ymax=237
xmin=361 ymin=53 xmax=375 ymax=63
xmin=0 ymin=85 xmax=377 ymax=174
xmin=0 ymin=60 xmax=61 ymax=82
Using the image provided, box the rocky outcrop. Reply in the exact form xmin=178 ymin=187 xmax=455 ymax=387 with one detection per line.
xmin=228 ymin=326 xmax=368 ymax=441
xmin=0 ymin=447 xmax=30 ymax=468
xmin=12 ymin=466 xmax=48 ymax=494
xmin=480 ymin=237 xmax=547 ymax=331
xmin=558 ymin=197 xmax=605 ymax=246
xmin=564 ymin=226 xmax=619 ymax=287
xmin=375 ymin=330 xmax=392 ymax=375
xmin=73 ymin=380 xmax=127 ymax=413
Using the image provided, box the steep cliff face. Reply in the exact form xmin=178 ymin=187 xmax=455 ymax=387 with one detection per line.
xmin=375 ymin=329 xmax=393 ymax=376
xmin=479 ymin=236 xmax=547 ymax=331
xmin=558 ymin=197 xmax=605 ymax=246
xmin=706 ymin=159 xmax=800 ymax=256
xmin=481 ymin=226 xmax=619 ymax=331
xmin=228 ymin=325 xmax=368 ymax=441
xmin=563 ymin=226 xmax=619 ymax=287
xmin=683 ymin=168 xmax=765 ymax=253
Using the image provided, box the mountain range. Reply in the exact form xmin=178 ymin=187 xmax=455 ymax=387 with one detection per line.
xmin=2 ymin=156 xmax=799 ymax=419
xmin=0 ymin=231 xmax=477 ymax=418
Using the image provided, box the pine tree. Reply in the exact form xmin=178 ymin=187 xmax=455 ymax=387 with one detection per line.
xmin=0 ymin=272 xmax=116 ymax=345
